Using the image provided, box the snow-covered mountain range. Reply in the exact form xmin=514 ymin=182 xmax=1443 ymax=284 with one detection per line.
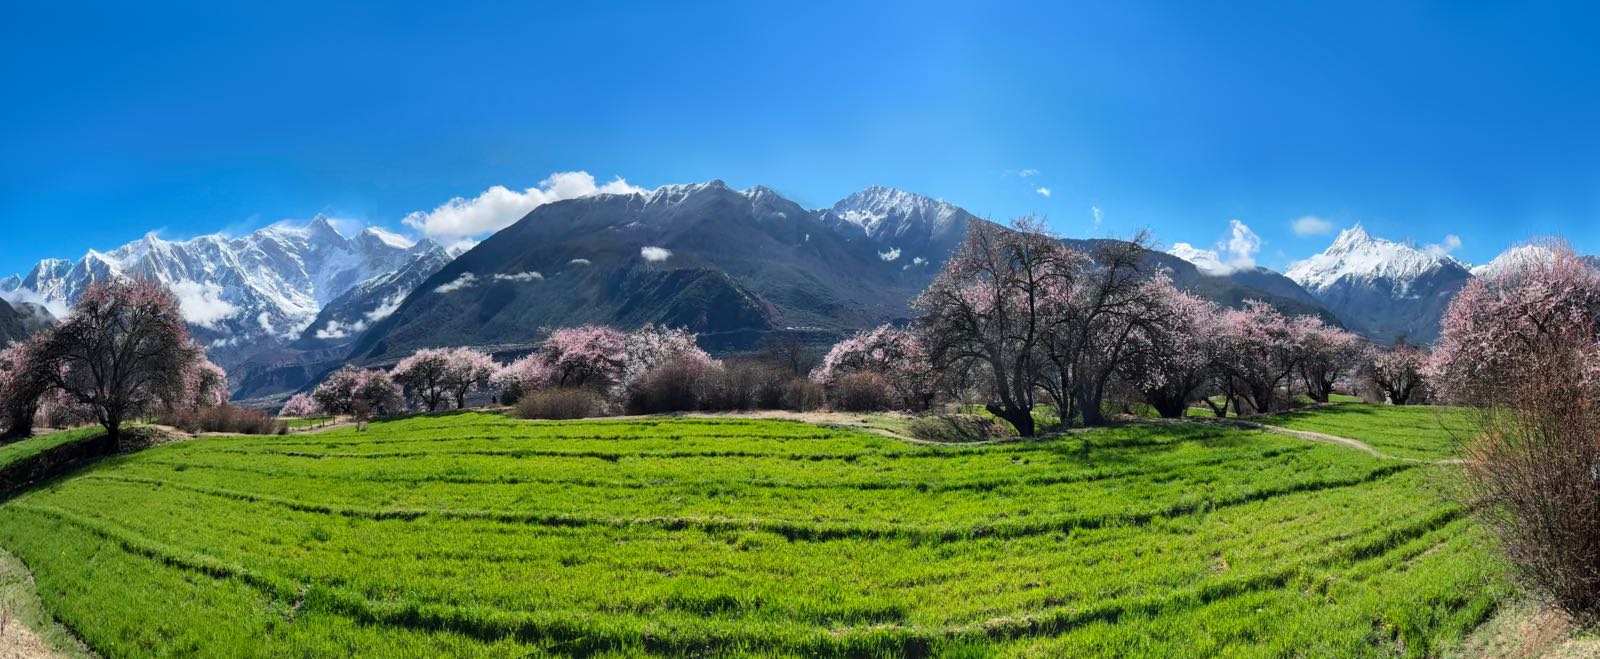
xmin=7 ymin=179 xmax=1588 ymax=402
xmin=0 ymin=217 xmax=451 ymax=365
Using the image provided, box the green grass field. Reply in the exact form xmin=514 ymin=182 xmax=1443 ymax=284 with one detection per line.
xmin=0 ymin=427 xmax=104 ymax=470
xmin=1253 ymin=404 xmax=1477 ymax=461
xmin=0 ymin=412 xmax=1506 ymax=656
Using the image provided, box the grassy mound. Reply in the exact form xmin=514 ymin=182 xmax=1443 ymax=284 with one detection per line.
xmin=0 ymin=413 xmax=1506 ymax=655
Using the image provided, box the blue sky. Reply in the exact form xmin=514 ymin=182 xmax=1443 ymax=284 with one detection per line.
xmin=4 ymin=1 xmax=1600 ymax=276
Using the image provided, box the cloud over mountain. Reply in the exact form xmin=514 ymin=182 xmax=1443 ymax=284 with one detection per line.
xmin=402 ymin=172 xmax=645 ymax=249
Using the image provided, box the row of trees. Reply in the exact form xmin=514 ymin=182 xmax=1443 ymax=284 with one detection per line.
xmin=851 ymin=219 xmax=1424 ymax=436
xmin=284 ymin=325 xmax=750 ymax=419
xmin=0 ymin=281 xmax=228 ymax=446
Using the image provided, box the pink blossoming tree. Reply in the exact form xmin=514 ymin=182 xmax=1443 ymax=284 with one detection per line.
xmin=540 ymin=325 xmax=628 ymax=390
xmin=914 ymin=219 xmax=1085 ymax=436
xmin=1118 ymin=285 xmax=1220 ymax=418
xmin=279 ymin=392 xmax=319 ymax=417
xmin=1291 ymin=316 xmax=1365 ymax=403
xmin=1430 ymin=242 xmax=1600 ymax=405
xmin=1211 ymin=300 xmax=1300 ymax=414
xmin=811 ymin=324 xmax=940 ymax=411
xmin=1363 ymin=342 xmax=1428 ymax=405
xmin=24 ymin=280 xmax=202 ymax=446
xmin=312 ymin=366 xmax=404 ymax=419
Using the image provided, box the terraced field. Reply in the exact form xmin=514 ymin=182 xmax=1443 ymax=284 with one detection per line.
xmin=0 ymin=412 xmax=1506 ymax=656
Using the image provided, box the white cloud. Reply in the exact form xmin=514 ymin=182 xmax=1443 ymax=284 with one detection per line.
xmin=402 ymin=171 xmax=645 ymax=244
xmin=445 ymin=238 xmax=480 ymax=256
xmin=363 ymin=226 xmax=415 ymax=249
xmin=0 ymin=289 xmax=68 ymax=319
xmin=256 ymin=312 xmax=276 ymax=335
xmin=912 ymin=256 xmax=926 ymax=265
xmin=433 ymin=272 xmax=479 ymax=293
xmin=493 ymin=271 xmax=544 ymax=283
xmin=569 ymin=258 xmax=591 ymax=266
xmin=640 ymin=246 xmax=672 ymax=262
xmin=365 ymin=293 xmax=406 ymax=321
xmin=1425 ymin=234 xmax=1463 ymax=258
xmin=170 ymin=281 xmax=238 ymax=329
xmin=1166 ymin=219 xmax=1262 ymax=275
xmin=1168 ymin=243 xmax=1230 ymax=276
xmin=1035 ymin=187 xmax=1052 ymax=197
xmin=1091 ymin=206 xmax=1103 ymax=231
xmin=879 ymin=247 xmax=902 ymax=262
xmin=1291 ymin=215 xmax=1334 ymax=236
xmin=315 ymin=318 xmax=368 ymax=340
xmin=1018 ymin=168 xmax=1040 ymax=177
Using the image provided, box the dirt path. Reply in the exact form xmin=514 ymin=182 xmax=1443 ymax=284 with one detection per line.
xmin=1147 ymin=416 xmax=1467 ymax=466
xmin=0 ymin=550 xmax=91 ymax=658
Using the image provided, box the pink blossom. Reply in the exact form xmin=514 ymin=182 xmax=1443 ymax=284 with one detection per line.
xmin=279 ymin=393 xmax=318 ymax=417
xmin=812 ymin=324 xmax=939 ymax=410
xmin=1431 ymin=241 xmax=1600 ymax=405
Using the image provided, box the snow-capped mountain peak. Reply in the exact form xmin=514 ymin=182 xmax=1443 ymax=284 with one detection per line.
xmin=0 ymin=218 xmax=452 ymax=365
xmin=1285 ymin=224 xmax=1473 ymax=343
xmin=1470 ymin=243 xmax=1553 ymax=279
xmin=1286 ymin=225 xmax=1458 ymax=293
xmin=826 ymin=185 xmax=965 ymax=238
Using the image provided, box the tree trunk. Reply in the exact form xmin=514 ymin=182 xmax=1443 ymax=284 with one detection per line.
xmin=1078 ymin=394 xmax=1107 ymax=426
xmin=1307 ymin=378 xmax=1332 ymax=403
xmin=1147 ymin=392 xmax=1187 ymax=419
xmin=104 ymin=413 xmax=122 ymax=451
xmin=988 ymin=403 xmax=1035 ymax=437
xmin=1 ymin=405 xmax=34 ymax=441
xmin=1248 ymin=385 xmax=1275 ymax=415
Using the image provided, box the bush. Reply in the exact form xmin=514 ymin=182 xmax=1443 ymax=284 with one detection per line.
xmin=1461 ymin=346 xmax=1600 ymax=620
xmin=906 ymin=414 xmax=1015 ymax=443
xmin=701 ymin=361 xmax=788 ymax=411
xmin=162 ymin=405 xmax=285 ymax=435
xmin=780 ymin=377 xmax=824 ymax=412
xmin=626 ymin=356 xmax=719 ymax=414
xmin=829 ymin=371 xmax=893 ymax=412
xmin=512 ymin=388 xmax=606 ymax=420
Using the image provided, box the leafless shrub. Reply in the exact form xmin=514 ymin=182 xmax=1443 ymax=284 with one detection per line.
xmin=161 ymin=405 xmax=285 ymax=435
xmin=1460 ymin=349 xmax=1600 ymax=620
xmin=779 ymin=377 xmax=824 ymax=412
xmin=829 ymin=371 xmax=893 ymax=412
xmin=512 ymin=388 xmax=606 ymax=420
xmin=625 ymin=356 xmax=719 ymax=414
